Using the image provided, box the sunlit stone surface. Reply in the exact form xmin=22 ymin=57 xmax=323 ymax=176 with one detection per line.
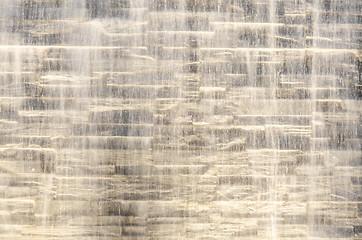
xmin=0 ymin=0 xmax=361 ymax=239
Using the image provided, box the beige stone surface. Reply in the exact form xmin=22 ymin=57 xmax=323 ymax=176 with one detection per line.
xmin=0 ymin=0 xmax=361 ymax=239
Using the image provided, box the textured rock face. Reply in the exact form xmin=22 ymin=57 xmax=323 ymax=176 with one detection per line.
xmin=0 ymin=0 xmax=361 ymax=239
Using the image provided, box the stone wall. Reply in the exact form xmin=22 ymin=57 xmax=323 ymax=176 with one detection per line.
xmin=0 ymin=0 xmax=361 ymax=239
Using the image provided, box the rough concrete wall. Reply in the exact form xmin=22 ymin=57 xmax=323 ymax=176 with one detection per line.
xmin=0 ymin=0 xmax=361 ymax=239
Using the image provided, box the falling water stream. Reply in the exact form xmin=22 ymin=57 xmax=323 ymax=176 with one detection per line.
xmin=0 ymin=0 xmax=361 ymax=239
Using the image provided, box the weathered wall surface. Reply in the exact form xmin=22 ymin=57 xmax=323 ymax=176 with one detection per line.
xmin=0 ymin=0 xmax=361 ymax=239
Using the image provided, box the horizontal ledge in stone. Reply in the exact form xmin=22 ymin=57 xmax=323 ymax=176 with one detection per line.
xmin=71 ymin=123 xmax=153 ymax=137
xmin=114 ymin=165 xmax=208 ymax=175
xmin=199 ymin=47 xmax=358 ymax=54
xmin=20 ymin=225 xmax=124 ymax=237
xmin=0 ymin=136 xmax=153 ymax=149
xmin=52 ymin=136 xmax=153 ymax=149
xmin=234 ymin=115 xmax=311 ymax=124
xmin=211 ymin=22 xmax=285 ymax=27
xmin=0 ymin=45 xmax=357 ymax=53
xmin=0 ymin=45 xmax=148 ymax=50
xmin=0 ymin=199 xmax=35 ymax=210
xmin=148 ymin=30 xmax=215 ymax=35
